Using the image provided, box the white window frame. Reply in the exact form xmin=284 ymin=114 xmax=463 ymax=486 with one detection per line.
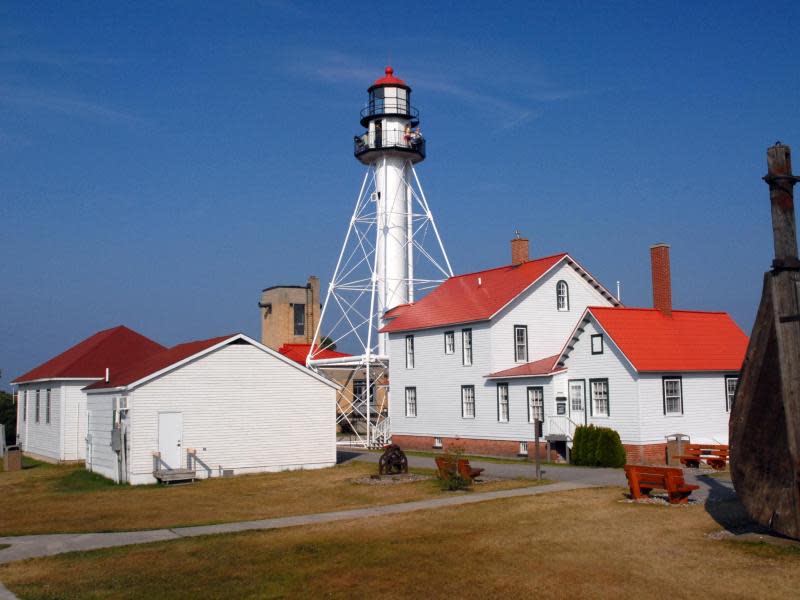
xmin=405 ymin=335 xmax=415 ymax=369
xmin=514 ymin=325 xmax=528 ymax=363
xmin=462 ymin=329 xmax=473 ymax=366
xmin=405 ymin=387 xmax=417 ymax=417
xmin=590 ymin=379 xmax=609 ymax=417
xmin=725 ymin=376 xmax=738 ymax=412
xmin=556 ymin=280 xmax=570 ymax=311
xmin=461 ymin=385 xmax=475 ymax=418
xmin=569 ymin=380 xmax=585 ymax=412
xmin=444 ymin=331 xmax=455 ymax=354
xmin=663 ymin=377 xmax=683 ymax=415
xmin=497 ymin=383 xmax=509 ymax=422
xmin=527 ymin=386 xmax=544 ymax=423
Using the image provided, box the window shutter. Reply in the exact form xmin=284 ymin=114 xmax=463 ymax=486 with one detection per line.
xmin=606 ymin=381 xmax=610 ymax=417
xmin=662 ymin=378 xmax=667 ymax=416
xmin=680 ymin=378 xmax=684 ymax=414
xmin=589 ymin=382 xmax=593 ymax=417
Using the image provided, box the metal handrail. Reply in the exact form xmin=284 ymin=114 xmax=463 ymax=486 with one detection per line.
xmin=360 ymin=102 xmax=419 ymax=120
xmin=354 ymin=129 xmax=426 ymax=158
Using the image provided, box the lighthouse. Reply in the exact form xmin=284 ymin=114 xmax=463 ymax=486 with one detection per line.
xmin=355 ymin=67 xmax=426 ymax=350
xmin=309 ymin=66 xmax=451 ymax=447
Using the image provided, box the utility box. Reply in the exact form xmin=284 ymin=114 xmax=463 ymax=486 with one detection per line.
xmin=4 ymin=446 xmax=22 ymax=472
xmin=665 ymin=434 xmax=690 ymax=466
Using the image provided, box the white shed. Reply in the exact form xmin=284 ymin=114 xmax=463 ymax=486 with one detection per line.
xmin=11 ymin=326 xmax=165 ymax=463
xmin=84 ymin=333 xmax=338 ymax=485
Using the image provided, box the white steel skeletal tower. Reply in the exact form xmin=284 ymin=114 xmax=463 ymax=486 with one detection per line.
xmin=308 ymin=67 xmax=452 ymax=447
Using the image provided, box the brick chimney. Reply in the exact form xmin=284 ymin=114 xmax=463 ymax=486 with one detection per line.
xmin=650 ymin=243 xmax=672 ymax=316
xmin=511 ymin=231 xmax=529 ymax=266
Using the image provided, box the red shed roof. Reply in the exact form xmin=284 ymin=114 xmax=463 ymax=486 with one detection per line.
xmin=380 ymin=253 xmax=616 ymax=333
xmin=372 ymin=66 xmax=407 ymax=88
xmin=86 ymin=335 xmax=232 ymax=390
xmin=12 ymin=326 xmax=165 ymax=384
xmin=486 ymin=354 xmax=564 ymax=379
xmin=582 ymin=307 xmax=748 ymax=372
xmin=278 ymin=343 xmax=351 ymax=365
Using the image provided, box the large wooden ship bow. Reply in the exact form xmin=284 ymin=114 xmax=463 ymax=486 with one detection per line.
xmin=730 ymin=142 xmax=800 ymax=539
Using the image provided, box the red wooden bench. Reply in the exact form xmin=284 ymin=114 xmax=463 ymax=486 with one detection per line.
xmin=434 ymin=456 xmax=485 ymax=482
xmin=624 ymin=464 xmax=699 ymax=504
xmin=675 ymin=444 xmax=729 ymax=470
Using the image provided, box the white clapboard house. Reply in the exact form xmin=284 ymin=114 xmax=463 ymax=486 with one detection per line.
xmin=11 ymin=326 xmax=165 ymax=462
xmin=383 ymin=239 xmax=747 ymax=464
xmin=84 ymin=333 xmax=338 ymax=485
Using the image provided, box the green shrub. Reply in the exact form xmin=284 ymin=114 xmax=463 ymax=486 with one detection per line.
xmin=571 ymin=425 xmax=626 ymax=467
xmin=595 ymin=428 xmax=627 ymax=468
xmin=437 ymin=444 xmax=472 ymax=491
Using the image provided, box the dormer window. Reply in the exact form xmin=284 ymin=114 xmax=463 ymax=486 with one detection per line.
xmin=556 ymin=281 xmax=570 ymax=311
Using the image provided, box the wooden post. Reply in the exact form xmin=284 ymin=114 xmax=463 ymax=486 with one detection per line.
xmin=730 ymin=142 xmax=800 ymax=540
xmin=766 ymin=143 xmax=799 ymax=266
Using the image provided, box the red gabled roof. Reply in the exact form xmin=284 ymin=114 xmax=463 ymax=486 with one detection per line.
xmin=278 ymin=343 xmax=351 ymax=365
xmin=372 ymin=66 xmax=407 ymax=88
xmin=486 ymin=354 xmax=564 ymax=379
xmin=86 ymin=334 xmax=233 ymax=390
xmin=587 ymin=307 xmax=748 ymax=372
xmin=380 ymin=254 xmax=568 ymax=333
xmin=12 ymin=326 xmax=165 ymax=384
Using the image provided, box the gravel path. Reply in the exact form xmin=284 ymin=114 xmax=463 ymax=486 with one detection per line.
xmin=341 ymin=450 xmax=736 ymax=502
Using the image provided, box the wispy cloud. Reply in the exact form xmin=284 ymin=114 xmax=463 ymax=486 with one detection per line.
xmin=0 ymin=49 xmax=120 ymax=68
xmin=287 ymin=49 xmax=590 ymax=132
xmin=0 ymin=84 xmax=140 ymax=124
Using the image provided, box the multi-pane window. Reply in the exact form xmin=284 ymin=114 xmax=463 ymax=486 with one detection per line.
xmin=405 ymin=335 xmax=415 ymax=368
xmin=663 ymin=377 xmax=683 ymax=414
xmin=462 ymin=329 xmax=473 ymax=366
xmin=353 ymin=380 xmax=367 ymax=405
xmin=22 ymin=390 xmax=27 ymax=422
xmin=497 ymin=383 xmax=509 ymax=422
xmin=444 ymin=331 xmax=455 ymax=354
xmin=35 ymin=390 xmax=41 ymax=423
xmin=461 ymin=385 xmax=475 ymax=418
xmin=405 ymin=387 xmax=417 ymax=417
xmin=591 ymin=379 xmax=609 ymax=416
xmin=514 ymin=325 xmax=528 ymax=362
xmin=293 ymin=303 xmax=305 ymax=336
xmin=518 ymin=441 xmax=529 ymax=456
xmin=46 ymin=388 xmax=51 ymax=424
xmin=725 ymin=376 xmax=738 ymax=412
xmin=527 ymin=386 xmax=544 ymax=422
xmin=569 ymin=380 xmax=585 ymax=411
xmin=556 ymin=280 xmax=570 ymax=311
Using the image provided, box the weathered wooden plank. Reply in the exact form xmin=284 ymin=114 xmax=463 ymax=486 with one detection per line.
xmin=730 ymin=142 xmax=800 ymax=540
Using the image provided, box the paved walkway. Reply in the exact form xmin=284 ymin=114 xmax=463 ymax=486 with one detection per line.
xmin=0 ymin=480 xmax=588 ymax=565
xmin=342 ymin=450 xmax=736 ymax=502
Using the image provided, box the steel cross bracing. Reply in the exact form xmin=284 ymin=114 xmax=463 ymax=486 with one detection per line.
xmin=307 ymin=160 xmax=452 ymax=448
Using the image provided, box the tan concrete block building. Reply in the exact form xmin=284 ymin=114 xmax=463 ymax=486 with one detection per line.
xmin=259 ymin=276 xmax=321 ymax=350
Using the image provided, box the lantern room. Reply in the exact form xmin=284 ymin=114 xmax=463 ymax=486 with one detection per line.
xmin=355 ymin=66 xmax=425 ymax=164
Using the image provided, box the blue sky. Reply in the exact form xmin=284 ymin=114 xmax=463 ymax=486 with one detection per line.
xmin=2 ymin=2 xmax=799 ymax=389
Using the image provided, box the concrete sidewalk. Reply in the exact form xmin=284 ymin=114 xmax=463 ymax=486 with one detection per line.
xmin=0 ymin=480 xmax=589 ymax=565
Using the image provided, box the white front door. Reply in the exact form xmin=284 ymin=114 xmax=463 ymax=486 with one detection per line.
xmin=158 ymin=412 xmax=183 ymax=469
xmin=568 ymin=380 xmax=586 ymax=427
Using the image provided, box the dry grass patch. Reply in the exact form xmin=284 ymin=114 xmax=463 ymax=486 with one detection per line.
xmin=1 ymin=488 xmax=798 ymax=599
xmin=0 ymin=460 xmax=535 ymax=536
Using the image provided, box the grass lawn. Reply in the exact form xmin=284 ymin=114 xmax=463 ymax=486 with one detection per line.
xmin=2 ymin=488 xmax=798 ymax=599
xmin=0 ymin=460 xmax=537 ymax=536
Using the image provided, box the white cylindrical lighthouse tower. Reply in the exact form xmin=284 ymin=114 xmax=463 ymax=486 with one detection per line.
xmin=354 ymin=67 xmax=426 ymax=353
xmin=310 ymin=66 xmax=451 ymax=448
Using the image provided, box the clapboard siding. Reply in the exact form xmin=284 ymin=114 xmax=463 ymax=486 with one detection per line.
xmin=113 ymin=343 xmax=336 ymax=485
xmin=15 ymin=383 xmax=62 ymax=460
xmin=491 ymin=262 xmax=614 ymax=370
xmin=558 ymin=319 xmax=642 ymax=443
xmin=87 ymin=392 xmax=117 ymax=481
xmin=638 ymin=373 xmax=731 ymax=445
